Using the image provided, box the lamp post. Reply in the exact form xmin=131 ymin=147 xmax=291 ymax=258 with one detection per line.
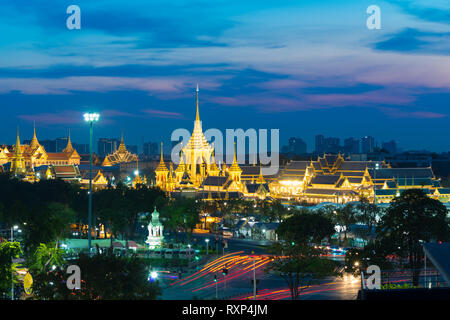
xmin=11 ymin=225 xmax=18 ymax=300
xmin=84 ymin=112 xmax=100 ymax=256
xmin=205 ymin=238 xmax=209 ymax=255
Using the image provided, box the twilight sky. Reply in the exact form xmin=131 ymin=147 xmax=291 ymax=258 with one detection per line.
xmin=0 ymin=0 xmax=449 ymax=152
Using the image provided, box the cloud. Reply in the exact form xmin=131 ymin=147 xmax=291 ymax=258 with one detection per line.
xmin=380 ymin=107 xmax=448 ymax=119
xmin=141 ymin=108 xmax=184 ymax=119
xmin=0 ymin=76 xmax=188 ymax=95
xmin=208 ymin=89 xmax=416 ymax=113
xmin=18 ymin=111 xmax=83 ymax=125
xmin=373 ymin=28 xmax=450 ymax=53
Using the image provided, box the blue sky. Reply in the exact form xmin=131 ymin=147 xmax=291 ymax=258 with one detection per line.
xmin=0 ymin=0 xmax=449 ymax=152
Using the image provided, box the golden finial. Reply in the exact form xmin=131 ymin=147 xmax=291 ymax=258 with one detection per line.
xmin=196 ymin=84 xmax=200 ymax=122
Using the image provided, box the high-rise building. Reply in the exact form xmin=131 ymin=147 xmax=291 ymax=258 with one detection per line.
xmin=143 ymin=142 xmax=159 ymax=156
xmin=127 ymin=145 xmax=138 ymax=155
xmin=344 ymin=137 xmax=360 ymax=154
xmin=382 ymin=140 xmax=397 ymax=154
xmin=98 ymin=138 xmax=120 ymax=157
xmin=73 ymin=143 xmax=89 ymax=154
xmin=361 ymin=136 xmax=375 ymax=154
xmin=284 ymin=137 xmax=307 ymax=155
xmin=56 ymin=137 xmax=69 ymax=153
xmin=315 ymin=135 xmax=342 ymax=154
xmin=40 ymin=139 xmax=57 ymax=153
xmin=315 ymin=135 xmax=325 ymax=154
xmin=324 ymin=137 xmax=340 ymax=154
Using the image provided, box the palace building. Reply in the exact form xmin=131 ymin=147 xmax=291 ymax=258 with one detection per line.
xmin=1 ymin=126 xmax=81 ymax=178
xmin=271 ymin=153 xmax=450 ymax=204
xmin=101 ymin=133 xmax=138 ymax=166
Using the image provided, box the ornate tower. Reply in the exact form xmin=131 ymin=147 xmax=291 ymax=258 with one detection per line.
xmin=10 ymin=128 xmax=26 ymax=175
xmin=155 ymin=142 xmax=168 ymax=188
xmin=228 ymin=141 xmax=242 ymax=182
xmin=63 ymin=130 xmax=80 ymax=164
xmin=175 ymin=147 xmax=186 ymax=183
xmin=208 ymin=145 xmax=220 ymax=176
xmin=182 ymin=85 xmax=213 ymax=184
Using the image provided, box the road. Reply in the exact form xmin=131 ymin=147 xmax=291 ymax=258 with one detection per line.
xmin=161 ymin=251 xmax=360 ymax=300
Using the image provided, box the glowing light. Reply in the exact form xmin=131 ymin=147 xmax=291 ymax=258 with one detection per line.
xmin=83 ymin=112 xmax=100 ymax=122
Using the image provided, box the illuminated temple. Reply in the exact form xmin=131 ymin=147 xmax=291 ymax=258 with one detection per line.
xmin=154 ymin=86 xmax=270 ymax=200
xmin=154 ymin=87 xmax=449 ymax=204
xmin=102 ymin=133 xmax=138 ymax=166
xmin=271 ymin=154 xmax=450 ymax=204
xmin=0 ymin=126 xmax=80 ymax=180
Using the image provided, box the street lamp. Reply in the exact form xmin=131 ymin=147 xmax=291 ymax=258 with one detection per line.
xmin=84 ymin=112 xmax=100 ymax=256
xmin=205 ymin=238 xmax=210 ymax=255
xmin=188 ymin=244 xmax=191 ymax=261
xmin=10 ymin=225 xmax=18 ymax=300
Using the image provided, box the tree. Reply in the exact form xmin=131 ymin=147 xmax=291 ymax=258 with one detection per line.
xmin=22 ymin=202 xmax=75 ymax=257
xmin=32 ymin=249 xmax=161 ymax=300
xmin=276 ymin=211 xmax=335 ymax=245
xmin=268 ymin=242 xmax=339 ymax=300
xmin=160 ymin=198 xmax=200 ymax=244
xmin=335 ymin=204 xmax=357 ymax=244
xmin=376 ymin=189 xmax=450 ymax=286
xmin=268 ymin=211 xmax=339 ymax=299
xmin=0 ymin=241 xmax=22 ymax=299
xmin=356 ymin=197 xmax=381 ymax=242
xmin=29 ymin=243 xmax=65 ymax=273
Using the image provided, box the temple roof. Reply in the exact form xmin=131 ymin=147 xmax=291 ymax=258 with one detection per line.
xmin=182 ymin=86 xmax=213 ymax=154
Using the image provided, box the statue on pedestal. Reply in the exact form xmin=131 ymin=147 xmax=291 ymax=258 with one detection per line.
xmin=146 ymin=206 xmax=164 ymax=249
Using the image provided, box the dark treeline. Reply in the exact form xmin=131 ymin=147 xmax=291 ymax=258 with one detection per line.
xmin=0 ymin=173 xmax=166 ymax=256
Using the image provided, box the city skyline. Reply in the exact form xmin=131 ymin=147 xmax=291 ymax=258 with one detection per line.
xmin=1 ymin=0 xmax=449 ymax=152
xmin=2 ymin=125 xmax=445 ymax=155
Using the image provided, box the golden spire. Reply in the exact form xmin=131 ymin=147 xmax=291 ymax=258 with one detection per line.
xmin=118 ymin=130 xmax=127 ymax=153
xmin=256 ymin=164 xmax=266 ymax=184
xmin=196 ymin=83 xmax=200 ymax=122
xmin=30 ymin=121 xmax=40 ymax=150
xmin=11 ymin=127 xmax=26 ymax=175
xmin=63 ymin=130 xmax=74 ymax=153
xmin=229 ymin=140 xmax=242 ymax=173
xmin=209 ymin=143 xmax=220 ymax=175
xmin=155 ymin=142 xmax=168 ymax=173
xmin=15 ymin=127 xmax=22 ymax=156
xmin=175 ymin=145 xmax=186 ymax=173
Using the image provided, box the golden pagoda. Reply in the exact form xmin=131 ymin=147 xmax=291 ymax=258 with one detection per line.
xmin=209 ymin=151 xmax=220 ymax=176
xmin=132 ymin=159 xmax=143 ymax=188
xmin=155 ymin=142 xmax=169 ymax=188
xmin=102 ymin=132 xmax=138 ymax=166
xmin=10 ymin=128 xmax=26 ymax=175
xmin=228 ymin=141 xmax=243 ymax=183
xmin=255 ymin=164 xmax=266 ymax=184
xmin=181 ymin=84 xmax=214 ymax=185
xmin=175 ymin=147 xmax=186 ymax=183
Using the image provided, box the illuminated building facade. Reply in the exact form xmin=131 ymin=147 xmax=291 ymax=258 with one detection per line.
xmin=271 ymin=153 xmax=449 ymax=204
xmin=1 ymin=127 xmax=81 ymax=179
xmin=101 ymin=133 xmax=138 ymax=167
xmin=155 ymin=86 xmax=269 ymax=200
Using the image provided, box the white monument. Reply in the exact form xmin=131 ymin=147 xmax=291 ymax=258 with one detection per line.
xmin=146 ymin=206 xmax=164 ymax=249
